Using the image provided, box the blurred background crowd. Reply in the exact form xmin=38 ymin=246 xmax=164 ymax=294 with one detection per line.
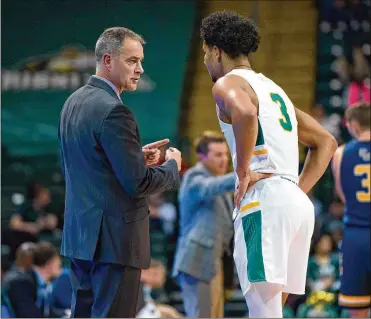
xmin=1 ymin=0 xmax=370 ymax=317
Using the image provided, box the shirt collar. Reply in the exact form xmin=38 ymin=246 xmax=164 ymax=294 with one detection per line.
xmin=92 ymin=75 xmax=122 ymax=102
xmin=34 ymin=269 xmax=47 ymax=287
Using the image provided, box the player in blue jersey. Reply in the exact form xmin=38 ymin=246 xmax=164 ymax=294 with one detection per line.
xmin=332 ymin=103 xmax=370 ymax=318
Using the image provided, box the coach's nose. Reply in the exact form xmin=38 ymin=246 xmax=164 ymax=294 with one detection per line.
xmin=136 ymin=61 xmax=144 ymax=74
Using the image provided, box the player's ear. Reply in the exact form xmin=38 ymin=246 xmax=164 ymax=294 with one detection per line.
xmin=354 ymin=121 xmax=362 ymax=136
xmin=196 ymin=152 xmax=207 ymax=162
xmin=212 ymin=46 xmax=222 ymax=62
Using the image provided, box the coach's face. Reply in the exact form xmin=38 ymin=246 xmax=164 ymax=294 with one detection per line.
xmin=111 ymin=38 xmax=144 ymax=92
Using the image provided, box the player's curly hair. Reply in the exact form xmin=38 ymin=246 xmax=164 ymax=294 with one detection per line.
xmin=200 ymin=11 xmax=260 ymax=59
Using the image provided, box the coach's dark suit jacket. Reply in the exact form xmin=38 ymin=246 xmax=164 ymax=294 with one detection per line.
xmin=59 ymin=76 xmax=180 ymax=269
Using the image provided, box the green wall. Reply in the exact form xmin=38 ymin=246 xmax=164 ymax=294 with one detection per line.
xmin=2 ymin=0 xmax=196 ymax=155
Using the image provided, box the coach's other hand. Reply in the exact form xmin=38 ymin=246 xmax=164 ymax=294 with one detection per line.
xmin=165 ymin=147 xmax=182 ymax=171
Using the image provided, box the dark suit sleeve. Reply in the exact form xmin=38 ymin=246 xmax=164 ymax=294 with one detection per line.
xmin=100 ymin=105 xmax=180 ymax=197
xmin=57 ymin=121 xmax=65 ymax=178
xmin=7 ymin=277 xmax=42 ymax=318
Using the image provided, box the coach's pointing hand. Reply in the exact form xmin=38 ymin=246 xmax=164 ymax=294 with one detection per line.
xmin=142 ymin=139 xmax=169 ymax=167
xmin=165 ymin=147 xmax=182 ymax=171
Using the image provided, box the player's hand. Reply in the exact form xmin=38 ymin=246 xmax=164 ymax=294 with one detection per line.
xmin=248 ymin=171 xmax=273 ymax=190
xmin=165 ymin=147 xmax=182 ymax=171
xmin=142 ymin=138 xmax=169 ymax=167
xmin=234 ymin=171 xmax=273 ymax=209
xmin=234 ymin=174 xmax=250 ymax=209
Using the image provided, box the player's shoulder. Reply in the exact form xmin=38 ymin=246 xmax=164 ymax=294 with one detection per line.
xmin=212 ymin=74 xmax=246 ymax=96
xmin=341 ymin=139 xmax=361 ymax=154
xmin=334 ymin=144 xmax=346 ymax=157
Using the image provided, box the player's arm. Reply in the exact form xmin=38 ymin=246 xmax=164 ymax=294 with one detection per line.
xmin=212 ymin=76 xmax=258 ymax=182
xmin=295 ymin=107 xmax=338 ymax=193
xmin=332 ymin=145 xmax=346 ymax=203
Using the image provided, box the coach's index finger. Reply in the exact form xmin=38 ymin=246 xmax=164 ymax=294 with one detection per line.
xmin=143 ymin=138 xmax=170 ymax=149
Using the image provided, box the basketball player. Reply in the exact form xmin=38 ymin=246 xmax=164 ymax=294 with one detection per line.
xmin=332 ymin=104 xmax=370 ymax=318
xmin=200 ymin=11 xmax=338 ymax=318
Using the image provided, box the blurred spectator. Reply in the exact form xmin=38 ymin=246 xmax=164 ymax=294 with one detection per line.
xmin=1 ymin=287 xmax=15 ymax=318
xmin=3 ymin=241 xmax=61 ymax=318
xmin=313 ymin=104 xmax=342 ymax=142
xmin=338 ymin=47 xmax=370 ymax=84
xmin=343 ymin=47 xmax=370 ymax=105
xmin=318 ymin=198 xmax=345 ymax=233
xmin=148 ymin=196 xmax=168 ymax=266
xmin=308 ymin=189 xmax=324 ymax=216
xmin=324 ymin=0 xmax=349 ymax=27
xmin=1 ymin=246 xmax=12 ymax=277
xmin=346 ymin=78 xmax=370 ymax=106
xmin=339 ymin=46 xmax=370 ymax=107
xmin=137 ymin=259 xmax=183 ymax=318
xmin=328 ymin=220 xmax=344 ymax=250
xmin=297 ymin=291 xmax=341 ymax=318
xmin=1 ymin=242 xmax=36 ymax=318
xmin=9 ymin=183 xmax=58 ymax=237
xmin=148 ymin=193 xmax=177 ymax=236
xmin=50 ymin=268 xmax=72 ymax=318
xmin=307 ymin=234 xmax=340 ymax=293
xmin=5 ymin=242 xmax=36 ymax=275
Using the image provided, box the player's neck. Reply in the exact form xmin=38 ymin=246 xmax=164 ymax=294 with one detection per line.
xmin=357 ymin=130 xmax=371 ymax=141
xmin=316 ymin=254 xmax=329 ymax=262
xmin=223 ymin=58 xmax=252 ymax=75
xmin=95 ymin=70 xmax=123 ymax=93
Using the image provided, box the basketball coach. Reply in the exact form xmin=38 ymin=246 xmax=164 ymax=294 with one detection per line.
xmin=58 ymin=27 xmax=182 ymax=318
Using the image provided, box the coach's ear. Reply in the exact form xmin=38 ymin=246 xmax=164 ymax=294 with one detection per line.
xmin=102 ymin=53 xmax=113 ymax=71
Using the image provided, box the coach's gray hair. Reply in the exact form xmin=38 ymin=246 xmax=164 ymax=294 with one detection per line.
xmin=95 ymin=27 xmax=145 ymax=69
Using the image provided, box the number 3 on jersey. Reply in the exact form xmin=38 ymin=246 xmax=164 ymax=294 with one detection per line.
xmin=354 ymin=164 xmax=371 ymax=202
xmin=270 ymin=93 xmax=292 ymax=132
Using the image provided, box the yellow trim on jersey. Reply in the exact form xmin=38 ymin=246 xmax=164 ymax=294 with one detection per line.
xmin=240 ymin=200 xmax=260 ymax=215
xmin=338 ymin=294 xmax=371 ymax=307
xmin=253 ymin=148 xmax=268 ymax=156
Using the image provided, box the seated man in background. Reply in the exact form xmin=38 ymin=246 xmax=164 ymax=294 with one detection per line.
xmin=1 ymin=242 xmax=36 ymax=318
xmin=137 ymin=259 xmax=183 ymax=318
xmin=3 ymin=242 xmax=36 ymax=277
xmin=10 ymin=182 xmax=58 ymax=237
xmin=3 ymin=241 xmax=61 ymax=317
